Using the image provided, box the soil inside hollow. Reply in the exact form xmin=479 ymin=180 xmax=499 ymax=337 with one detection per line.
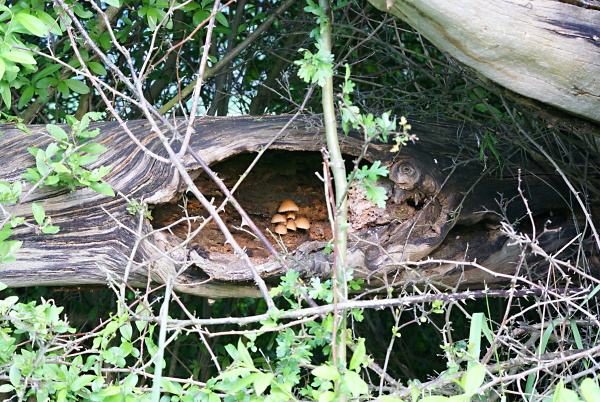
xmin=151 ymin=151 xmax=332 ymax=262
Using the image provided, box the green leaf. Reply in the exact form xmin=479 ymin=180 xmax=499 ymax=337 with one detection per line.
xmin=22 ymin=168 xmax=41 ymax=183
xmin=36 ymin=10 xmax=63 ymax=35
xmin=224 ymin=343 xmax=238 ymax=360
xmin=467 ymin=312 xmax=484 ymax=369
xmin=78 ymin=127 xmax=101 ymax=139
xmin=365 ymin=185 xmax=388 ymax=208
xmin=120 ymin=322 xmax=133 ymax=341
xmin=160 ymin=378 xmax=183 ymax=395
xmin=41 ymin=225 xmax=60 ymax=234
xmin=215 ymin=12 xmax=228 ymax=27
xmin=237 ymin=339 xmax=254 ymax=368
xmin=224 ymin=372 xmax=258 ymax=394
xmin=581 ymin=378 xmax=600 ymax=402
xmin=89 ymin=181 xmax=115 ymax=197
xmin=70 ymin=375 xmax=96 ymax=392
xmin=461 ymin=363 xmax=486 ymax=396
xmin=295 ymin=47 xmax=334 ymax=87
xmin=46 ymin=124 xmax=68 ymax=141
xmin=344 ymin=371 xmax=369 ymax=397
xmin=10 ymin=215 xmax=25 ymax=228
xmin=0 ymin=180 xmax=21 ymax=203
xmin=253 ymin=372 xmax=273 ymax=395
xmin=119 ymin=341 xmax=133 ymax=356
xmin=193 ymin=10 xmax=210 ymax=26
xmin=312 ymin=365 xmax=340 ymax=381
xmin=104 ymin=0 xmax=121 ymax=7
xmin=0 ymin=82 xmax=10 ymax=109
xmin=213 ymin=25 xmax=234 ymax=35
xmin=45 ymin=142 xmax=60 ymax=159
xmin=77 ymin=155 xmax=99 ymax=165
xmin=0 ymin=240 xmax=22 ymax=263
xmin=31 ymin=202 xmax=45 ymax=225
xmin=9 ymin=364 xmax=20 ymax=387
xmin=15 ymin=12 xmax=48 ymax=37
xmin=79 ymin=142 xmax=107 ymax=154
xmin=215 ymin=367 xmax=251 ymax=380
xmin=0 ymin=58 xmax=5 ymax=81
xmin=51 ymin=163 xmax=70 ymax=174
xmin=64 ymin=79 xmax=89 ymax=94
xmin=33 ymin=64 xmax=63 ymax=82
xmin=0 ymin=228 xmax=12 ymax=242
xmin=87 ymin=62 xmax=107 ymax=76
xmin=96 ymin=385 xmax=122 ymax=397
xmin=2 ymin=50 xmax=36 ymax=65
xmin=72 ymin=3 xmax=93 ymax=18
xmin=349 ymin=338 xmax=366 ymax=371
xmin=317 ymin=391 xmax=336 ymax=402
xmin=57 ymin=81 xmax=70 ymax=98
xmin=144 ymin=7 xmax=162 ymax=30
xmin=35 ymin=148 xmax=49 ymax=176
xmin=553 ymin=379 xmax=580 ymax=402
xmin=0 ymin=384 xmax=14 ymax=393
xmin=44 ymin=175 xmax=60 ymax=185
xmin=17 ymin=86 xmax=35 ymax=109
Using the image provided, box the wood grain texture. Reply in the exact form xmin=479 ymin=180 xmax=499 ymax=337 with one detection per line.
xmin=369 ymin=0 xmax=600 ymax=123
xmin=0 ymin=116 xmax=359 ymax=296
xmin=0 ymin=116 xmax=579 ymax=297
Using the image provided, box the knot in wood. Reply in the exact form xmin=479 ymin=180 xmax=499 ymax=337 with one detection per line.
xmin=389 ymin=160 xmax=440 ymax=204
xmin=389 ymin=161 xmax=420 ymax=190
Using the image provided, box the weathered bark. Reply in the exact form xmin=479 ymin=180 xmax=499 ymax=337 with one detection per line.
xmin=368 ymin=0 xmax=600 ymax=124
xmin=0 ymin=116 xmax=582 ymax=297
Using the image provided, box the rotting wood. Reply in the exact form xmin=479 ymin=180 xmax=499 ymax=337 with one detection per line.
xmin=0 ymin=115 xmax=585 ymax=297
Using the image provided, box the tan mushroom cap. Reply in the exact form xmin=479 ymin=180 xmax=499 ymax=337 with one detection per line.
xmin=295 ymin=217 xmax=311 ymax=230
xmin=286 ymin=212 xmax=296 ymax=220
xmin=278 ymin=199 xmax=299 ymax=213
xmin=274 ymin=223 xmax=288 ymax=235
xmin=286 ymin=220 xmax=297 ymax=231
xmin=271 ymin=214 xmax=287 ymax=224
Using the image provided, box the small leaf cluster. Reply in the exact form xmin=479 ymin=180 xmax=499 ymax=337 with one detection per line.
xmin=0 ymin=0 xmax=96 ymax=110
xmin=339 ymin=64 xmax=414 ymax=149
xmin=294 ymin=45 xmax=334 ymax=87
xmin=194 ymin=270 xmax=371 ymax=401
xmin=307 ymin=337 xmax=370 ymax=401
xmin=126 ymin=199 xmax=153 ymax=219
xmin=0 ymin=113 xmax=115 ymax=263
xmin=0 ymin=0 xmax=241 ymax=121
xmin=0 ymin=4 xmax=51 ymax=109
xmin=22 ymin=112 xmax=115 ymax=196
xmin=350 ymin=161 xmax=390 ymax=208
xmin=31 ymin=202 xmax=59 ymax=234
xmin=0 ymin=284 xmax=211 ymax=401
xmin=0 ymin=282 xmax=87 ymax=401
xmin=0 ymin=180 xmax=25 ymax=263
xmin=337 ymin=64 xmax=416 ymax=208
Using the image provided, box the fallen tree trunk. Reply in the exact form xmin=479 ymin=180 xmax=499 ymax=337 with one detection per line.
xmin=0 ymin=116 xmax=584 ymax=297
xmin=368 ymin=0 xmax=600 ymax=124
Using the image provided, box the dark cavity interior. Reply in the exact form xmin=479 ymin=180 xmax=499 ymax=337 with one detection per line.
xmin=151 ymin=151 xmax=332 ymax=261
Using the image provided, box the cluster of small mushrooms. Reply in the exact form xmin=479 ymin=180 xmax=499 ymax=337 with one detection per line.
xmin=270 ymin=199 xmax=311 ymax=235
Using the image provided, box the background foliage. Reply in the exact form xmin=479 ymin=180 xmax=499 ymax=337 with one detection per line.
xmin=1 ymin=0 xmax=599 ymax=400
